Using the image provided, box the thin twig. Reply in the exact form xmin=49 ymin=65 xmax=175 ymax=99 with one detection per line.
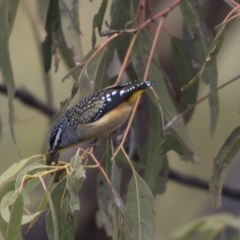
xmin=115 ymin=33 xmax=139 ymax=85
xmin=143 ymin=17 xmax=164 ymax=82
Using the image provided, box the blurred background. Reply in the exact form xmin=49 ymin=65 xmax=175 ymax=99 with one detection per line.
xmin=0 ymin=0 xmax=240 ymax=239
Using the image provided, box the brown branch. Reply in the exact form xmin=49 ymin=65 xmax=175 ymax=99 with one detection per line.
xmin=99 ymin=0 xmax=183 ymax=36
xmin=0 ymin=83 xmax=55 ymax=116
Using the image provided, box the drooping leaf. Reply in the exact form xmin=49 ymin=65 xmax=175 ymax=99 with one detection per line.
xmin=97 ymin=173 xmax=113 ymax=230
xmin=0 ymin=180 xmax=15 ymax=238
xmin=94 ymin=0 xmax=130 ymax=91
xmin=209 ymin=126 xmax=240 ymax=208
xmin=1 ymin=189 xmax=41 ymax=225
xmin=8 ymin=0 xmax=19 ymax=34
xmin=60 ymin=197 xmax=77 ymax=240
xmin=59 ymin=0 xmax=83 ymax=64
xmin=111 ymin=160 xmax=121 ymax=194
xmin=112 ymin=188 xmax=133 ymax=240
xmin=92 ymin=0 xmax=108 ymax=49
xmin=171 ymin=36 xmax=199 ymax=123
xmin=97 ymin=172 xmax=133 ymax=239
xmin=0 ymin=156 xmax=42 ymax=186
xmin=136 ymin=30 xmax=197 ymax=162
xmin=15 ymin=163 xmax=47 ymax=190
xmin=70 ymin=152 xmax=86 ymax=181
xmin=46 ymin=178 xmax=67 ymax=239
xmin=0 ymin=0 xmax=16 ymax=143
xmin=152 ymin=159 xmax=169 ymax=195
xmin=140 ymin=99 xmax=168 ymax=193
xmin=172 ymin=214 xmax=237 ymax=240
xmin=160 ymin=133 xmax=183 ymax=155
xmin=42 ymin=0 xmax=62 ymax=72
xmin=126 ymin=173 xmax=155 ymax=240
xmin=180 ymin=0 xmax=219 ymax=134
xmin=45 ymin=189 xmax=59 ymax=240
xmin=6 ymin=194 xmax=23 ymax=240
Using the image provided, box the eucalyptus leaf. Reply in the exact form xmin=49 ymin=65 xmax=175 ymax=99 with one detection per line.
xmin=0 ymin=157 xmax=40 ymax=186
xmin=94 ymin=0 xmax=130 ymax=91
xmin=180 ymin=0 xmax=219 ymax=134
xmin=171 ymin=36 xmax=198 ymax=123
xmin=0 ymin=180 xmax=15 ymax=239
xmin=0 ymin=0 xmax=16 ymax=143
xmin=60 ymin=197 xmax=77 ymax=240
xmin=126 ymin=173 xmax=155 ymax=240
xmin=6 ymin=194 xmax=23 ymax=240
xmin=59 ymin=0 xmax=83 ymax=64
xmin=160 ymin=133 xmax=183 ymax=155
xmin=42 ymin=0 xmax=62 ymax=72
xmin=209 ymin=126 xmax=240 ymax=208
xmin=45 ymin=178 xmax=67 ymax=239
xmin=45 ymin=189 xmax=59 ymax=240
xmin=92 ymin=0 xmax=108 ymax=48
xmin=136 ymin=30 xmax=197 ymax=162
xmin=15 ymin=163 xmax=47 ymax=190
xmin=66 ymin=174 xmax=80 ymax=212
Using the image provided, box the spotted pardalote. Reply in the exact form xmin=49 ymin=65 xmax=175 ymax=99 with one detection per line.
xmin=48 ymin=80 xmax=153 ymax=158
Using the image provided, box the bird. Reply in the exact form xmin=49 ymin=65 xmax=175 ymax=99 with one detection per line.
xmin=48 ymin=80 xmax=153 ymax=159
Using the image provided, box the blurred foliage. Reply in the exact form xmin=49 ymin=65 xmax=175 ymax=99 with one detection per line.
xmin=0 ymin=0 xmax=240 ymax=239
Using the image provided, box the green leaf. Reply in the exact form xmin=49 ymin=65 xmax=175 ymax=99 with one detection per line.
xmin=152 ymin=160 xmax=169 ymax=195
xmin=6 ymin=194 xmax=23 ymax=240
xmin=0 ymin=157 xmax=42 ymax=186
xmin=112 ymin=188 xmax=133 ymax=240
xmin=15 ymin=163 xmax=47 ymax=190
xmin=97 ymin=172 xmax=132 ymax=239
xmin=172 ymin=214 xmax=236 ymax=240
xmin=42 ymin=0 xmax=62 ymax=72
xmin=140 ymin=99 xmax=168 ymax=192
xmin=8 ymin=0 xmax=20 ymax=34
xmin=171 ymin=36 xmax=199 ymax=123
xmin=137 ymin=30 xmax=197 ymax=162
xmin=180 ymin=0 xmax=219 ymax=134
xmin=92 ymin=0 xmax=108 ymax=48
xmin=45 ymin=189 xmax=59 ymax=240
xmin=97 ymin=173 xmax=113 ymax=235
xmin=70 ymin=152 xmax=86 ymax=181
xmin=0 ymin=0 xmax=16 ymax=143
xmin=126 ymin=173 xmax=155 ymax=240
xmin=1 ymin=189 xmax=40 ymax=225
xmin=0 ymin=180 xmax=15 ymax=238
xmin=66 ymin=174 xmax=80 ymax=212
xmin=209 ymin=126 xmax=240 ymax=208
xmin=111 ymin=160 xmax=121 ymax=194
xmin=59 ymin=0 xmax=83 ymax=64
xmin=94 ymin=0 xmax=130 ymax=91
xmin=60 ymin=197 xmax=77 ymax=240
xmin=45 ymin=178 xmax=67 ymax=239
xmin=160 ymin=133 xmax=183 ymax=155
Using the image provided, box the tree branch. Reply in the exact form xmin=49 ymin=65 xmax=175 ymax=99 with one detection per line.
xmin=169 ymin=170 xmax=240 ymax=201
xmin=0 ymin=83 xmax=56 ymax=116
xmin=1 ymin=83 xmax=240 ymax=202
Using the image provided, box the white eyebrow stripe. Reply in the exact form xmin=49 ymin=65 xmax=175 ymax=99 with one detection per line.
xmin=53 ymin=128 xmax=62 ymax=149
